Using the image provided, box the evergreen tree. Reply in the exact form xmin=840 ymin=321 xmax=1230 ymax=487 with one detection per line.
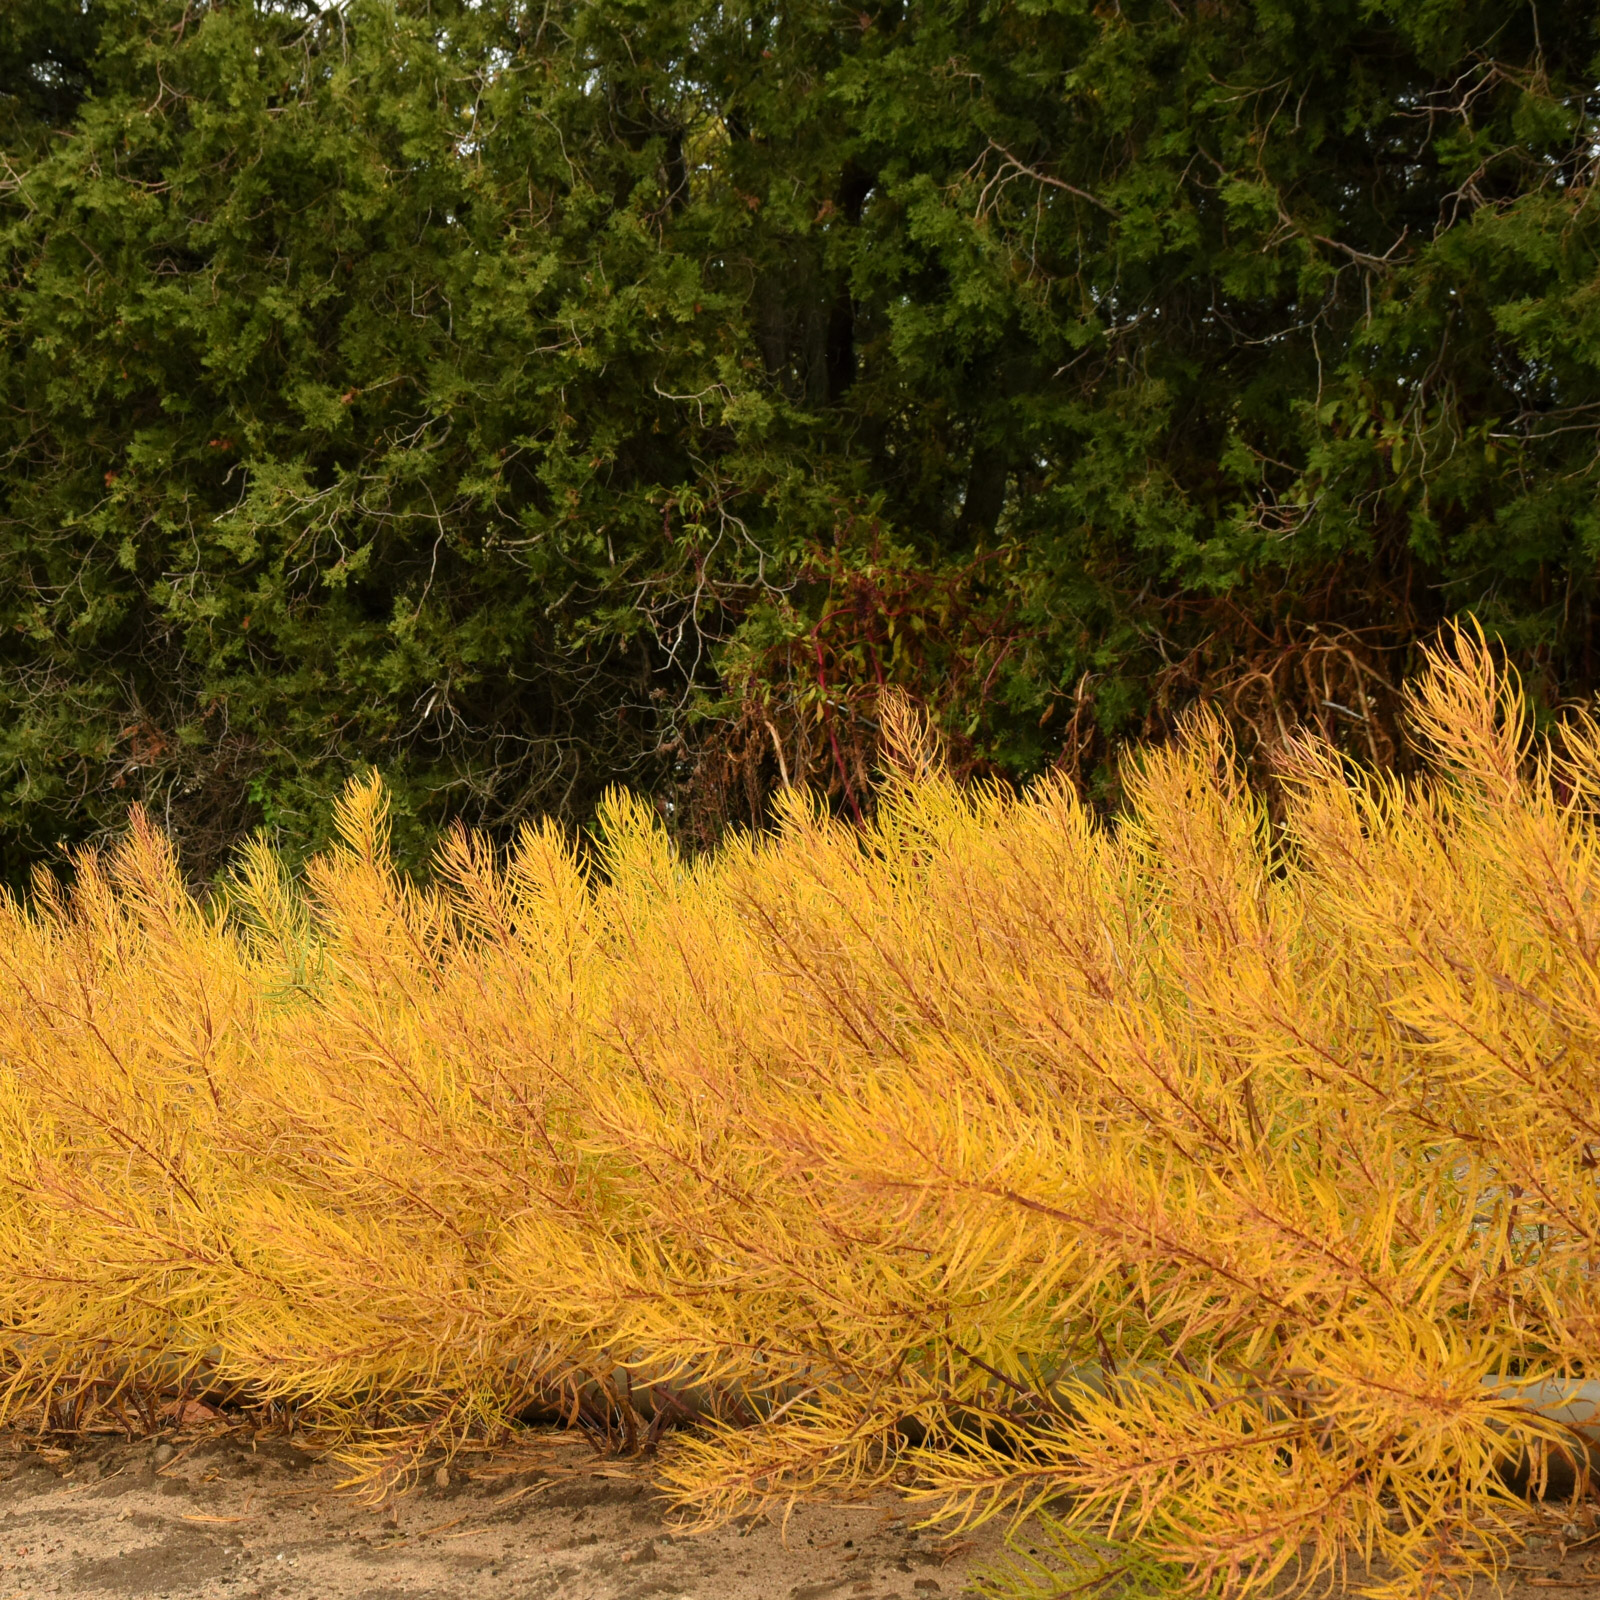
xmin=2 ymin=0 xmax=1597 ymax=872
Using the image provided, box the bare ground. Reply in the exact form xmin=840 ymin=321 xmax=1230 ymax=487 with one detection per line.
xmin=0 ymin=1428 xmax=1594 ymax=1600
xmin=0 ymin=1428 xmax=1010 ymax=1600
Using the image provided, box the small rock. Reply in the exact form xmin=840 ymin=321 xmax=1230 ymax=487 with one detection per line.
xmin=434 ymin=1465 xmax=450 ymax=1489
xmin=151 ymin=1443 xmax=175 ymax=1467
xmin=626 ymin=1539 xmax=658 ymax=1564
xmin=914 ymin=1583 xmax=942 ymax=1594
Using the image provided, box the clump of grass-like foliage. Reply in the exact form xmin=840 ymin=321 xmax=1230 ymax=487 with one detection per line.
xmin=0 ymin=631 xmax=1593 ymax=1597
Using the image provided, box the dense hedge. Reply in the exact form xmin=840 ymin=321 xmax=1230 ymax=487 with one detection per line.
xmin=3 ymin=1 xmax=1599 ymax=872
xmin=1 ymin=641 xmax=1596 ymax=1599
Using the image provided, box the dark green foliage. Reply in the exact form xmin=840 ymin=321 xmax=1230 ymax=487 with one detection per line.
xmin=1 ymin=0 xmax=1598 ymax=874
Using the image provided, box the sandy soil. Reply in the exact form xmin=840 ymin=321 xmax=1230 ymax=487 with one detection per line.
xmin=0 ymin=1428 xmax=1011 ymax=1600
xmin=0 ymin=1427 xmax=1594 ymax=1600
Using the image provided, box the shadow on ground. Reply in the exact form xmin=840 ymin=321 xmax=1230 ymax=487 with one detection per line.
xmin=0 ymin=1428 xmax=1595 ymax=1600
xmin=0 ymin=1427 xmax=1005 ymax=1599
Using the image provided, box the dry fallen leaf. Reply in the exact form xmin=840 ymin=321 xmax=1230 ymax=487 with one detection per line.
xmin=159 ymin=1401 xmax=220 ymax=1426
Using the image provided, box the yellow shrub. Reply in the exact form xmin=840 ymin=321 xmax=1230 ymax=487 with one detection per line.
xmin=0 ymin=632 xmax=1593 ymax=1598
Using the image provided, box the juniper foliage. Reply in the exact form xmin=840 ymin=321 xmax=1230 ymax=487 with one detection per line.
xmin=2 ymin=1 xmax=1598 ymax=869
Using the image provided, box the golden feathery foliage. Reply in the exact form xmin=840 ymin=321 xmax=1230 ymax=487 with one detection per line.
xmin=0 ymin=632 xmax=1594 ymax=1598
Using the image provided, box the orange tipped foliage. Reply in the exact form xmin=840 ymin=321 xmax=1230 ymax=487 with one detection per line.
xmin=0 ymin=633 xmax=1594 ymax=1598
